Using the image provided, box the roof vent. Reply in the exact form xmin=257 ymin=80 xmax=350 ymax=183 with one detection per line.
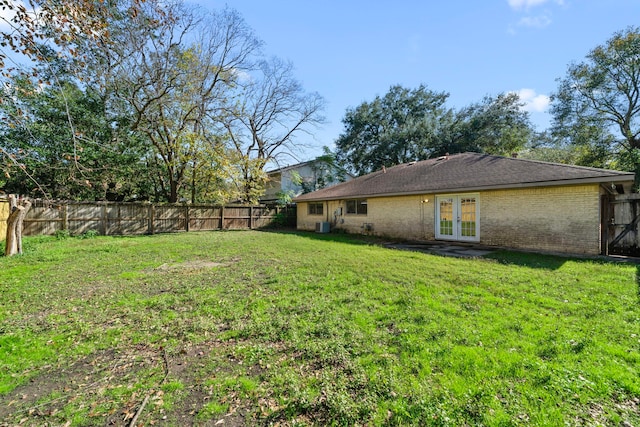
xmin=407 ymin=161 xmax=416 ymax=166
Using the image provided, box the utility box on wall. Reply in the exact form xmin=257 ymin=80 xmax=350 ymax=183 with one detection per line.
xmin=315 ymin=221 xmax=330 ymax=233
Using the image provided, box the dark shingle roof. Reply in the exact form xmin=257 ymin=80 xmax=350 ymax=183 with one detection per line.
xmin=293 ymin=152 xmax=635 ymax=202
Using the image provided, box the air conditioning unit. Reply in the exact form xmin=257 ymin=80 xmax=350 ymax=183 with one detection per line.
xmin=315 ymin=221 xmax=330 ymax=233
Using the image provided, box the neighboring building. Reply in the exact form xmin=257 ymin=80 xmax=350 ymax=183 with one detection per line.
xmin=293 ymin=152 xmax=635 ymax=255
xmin=261 ymin=160 xmax=353 ymax=203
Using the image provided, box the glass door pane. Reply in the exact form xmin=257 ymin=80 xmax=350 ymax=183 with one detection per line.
xmin=438 ymin=198 xmax=455 ymax=238
xmin=459 ymin=197 xmax=477 ymax=238
xmin=435 ymin=195 xmax=479 ymax=242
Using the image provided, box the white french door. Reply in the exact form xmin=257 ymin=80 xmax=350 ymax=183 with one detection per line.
xmin=435 ymin=195 xmax=479 ymax=242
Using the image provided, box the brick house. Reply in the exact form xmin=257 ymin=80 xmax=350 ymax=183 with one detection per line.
xmin=293 ymin=152 xmax=635 ymax=255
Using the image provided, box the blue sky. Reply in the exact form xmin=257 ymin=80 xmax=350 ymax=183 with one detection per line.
xmin=2 ymin=1 xmax=637 ymax=164
xmin=204 ymin=0 xmax=640 ymax=163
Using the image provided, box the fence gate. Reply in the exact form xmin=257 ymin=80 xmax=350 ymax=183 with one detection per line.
xmin=602 ymin=193 xmax=640 ymax=256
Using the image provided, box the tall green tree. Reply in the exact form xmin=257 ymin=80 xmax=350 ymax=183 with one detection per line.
xmin=519 ymin=130 xmax=612 ymax=168
xmin=335 ymin=85 xmax=451 ymax=175
xmin=335 ymin=85 xmax=532 ymax=175
xmin=442 ymin=92 xmax=532 ymax=156
xmin=0 ymin=65 xmax=154 ymax=200
xmin=550 ymin=26 xmax=640 ymax=172
xmin=0 ymin=1 xmax=166 ymax=176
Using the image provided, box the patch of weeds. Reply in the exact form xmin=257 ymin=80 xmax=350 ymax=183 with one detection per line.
xmin=54 ymin=229 xmax=71 ymax=240
xmin=537 ymin=344 xmax=559 ymax=361
xmin=238 ymin=376 xmax=259 ymax=395
xmin=568 ymin=338 xmax=589 ymax=354
xmin=0 ymin=331 xmax=59 ymax=393
xmin=161 ymin=380 xmax=185 ymax=393
xmin=197 ymin=401 xmax=229 ymax=420
xmin=77 ymin=229 xmax=100 ymax=239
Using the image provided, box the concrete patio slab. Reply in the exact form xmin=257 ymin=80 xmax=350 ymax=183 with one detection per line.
xmin=384 ymin=242 xmax=497 ymax=258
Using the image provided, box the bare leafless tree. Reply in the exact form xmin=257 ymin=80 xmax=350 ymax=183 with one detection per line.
xmin=225 ymin=57 xmax=325 ymax=202
xmin=95 ymin=2 xmax=262 ymax=202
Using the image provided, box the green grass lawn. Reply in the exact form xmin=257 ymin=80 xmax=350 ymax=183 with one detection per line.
xmin=0 ymin=230 xmax=639 ymax=426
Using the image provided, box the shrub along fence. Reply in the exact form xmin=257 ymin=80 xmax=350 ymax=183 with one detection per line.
xmin=18 ymin=201 xmax=296 ymax=236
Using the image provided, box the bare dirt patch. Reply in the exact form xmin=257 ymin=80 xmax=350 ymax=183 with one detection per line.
xmin=154 ymin=260 xmax=232 ymax=272
xmin=0 ymin=345 xmax=163 ymax=426
xmin=0 ymin=340 xmax=258 ymax=426
xmin=159 ymin=340 xmax=253 ymax=426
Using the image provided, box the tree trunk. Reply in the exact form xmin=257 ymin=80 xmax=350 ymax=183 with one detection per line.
xmin=5 ymin=207 xmax=20 ymax=256
xmin=169 ymin=178 xmax=179 ymax=203
xmin=15 ymin=199 xmax=32 ymax=254
xmin=191 ymin=161 xmax=197 ymax=204
xmin=4 ymin=196 xmax=32 ymax=256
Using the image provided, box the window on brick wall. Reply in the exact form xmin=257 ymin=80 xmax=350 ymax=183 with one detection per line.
xmin=308 ymin=202 xmax=323 ymax=215
xmin=346 ymin=199 xmax=367 ymax=215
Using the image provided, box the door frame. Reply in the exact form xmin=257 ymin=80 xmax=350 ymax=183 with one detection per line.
xmin=435 ymin=193 xmax=480 ymax=242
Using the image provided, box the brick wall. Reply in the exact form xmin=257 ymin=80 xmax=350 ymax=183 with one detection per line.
xmin=298 ymin=196 xmax=433 ymax=239
xmin=480 ymin=184 xmax=601 ymax=255
xmin=297 ymin=183 xmax=602 ymax=255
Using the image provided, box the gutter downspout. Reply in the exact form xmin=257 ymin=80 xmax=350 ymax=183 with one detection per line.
xmin=326 ymin=201 xmax=329 ymax=223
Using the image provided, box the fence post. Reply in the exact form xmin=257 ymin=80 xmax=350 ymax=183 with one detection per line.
xmin=220 ymin=206 xmax=225 ymax=230
xmin=148 ymin=204 xmax=155 ymax=235
xmin=98 ymin=204 xmax=105 ymax=235
xmin=249 ymin=206 xmax=253 ymax=229
xmin=185 ymin=205 xmax=190 ymax=232
xmin=116 ymin=203 xmax=121 ymax=235
xmin=62 ymin=203 xmax=68 ymax=232
xmin=600 ymin=194 xmax=610 ymax=256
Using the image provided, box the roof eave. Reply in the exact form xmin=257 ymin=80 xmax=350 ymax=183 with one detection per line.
xmin=293 ymin=175 xmax=635 ymax=202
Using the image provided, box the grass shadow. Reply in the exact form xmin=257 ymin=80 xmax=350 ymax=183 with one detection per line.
xmin=259 ymin=229 xmax=387 ymax=247
xmin=485 ymin=249 xmax=637 ymax=271
xmin=484 ymin=250 xmax=570 ymax=270
xmin=264 ymin=230 xmax=573 ymax=271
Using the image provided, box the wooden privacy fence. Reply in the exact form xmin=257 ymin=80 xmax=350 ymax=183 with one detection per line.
xmin=602 ymin=193 xmax=640 ymax=256
xmin=20 ymin=201 xmax=296 ymax=236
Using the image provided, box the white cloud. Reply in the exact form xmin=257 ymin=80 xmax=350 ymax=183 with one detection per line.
xmin=507 ymin=0 xmax=564 ymax=11
xmin=507 ymin=0 xmax=563 ymax=33
xmin=514 ymin=89 xmax=550 ymax=113
xmin=517 ymin=14 xmax=552 ymax=28
xmin=0 ymin=5 xmax=17 ymax=32
xmin=508 ymin=0 xmax=546 ymax=10
xmin=231 ymin=68 xmax=252 ymax=83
